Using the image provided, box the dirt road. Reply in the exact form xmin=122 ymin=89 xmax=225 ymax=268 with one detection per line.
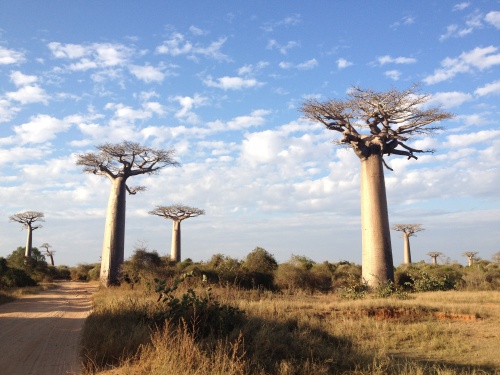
xmin=0 ymin=281 xmax=97 ymax=375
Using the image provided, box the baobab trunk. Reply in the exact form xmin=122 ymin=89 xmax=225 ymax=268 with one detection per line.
xmin=360 ymin=153 xmax=394 ymax=287
xmin=403 ymin=232 xmax=412 ymax=264
xmin=25 ymin=228 xmax=33 ymax=258
xmin=100 ymin=177 xmax=127 ymax=286
xmin=171 ymin=220 xmax=181 ymax=262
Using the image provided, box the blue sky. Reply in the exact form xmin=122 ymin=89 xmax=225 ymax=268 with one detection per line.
xmin=0 ymin=1 xmax=499 ymax=267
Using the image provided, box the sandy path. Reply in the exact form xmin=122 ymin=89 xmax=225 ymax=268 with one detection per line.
xmin=0 ymin=281 xmax=97 ymax=375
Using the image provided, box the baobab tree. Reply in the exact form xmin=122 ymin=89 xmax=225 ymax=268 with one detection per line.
xmin=9 ymin=211 xmax=44 ymax=258
xmin=41 ymin=243 xmax=55 ymax=266
xmin=301 ymin=85 xmax=453 ymax=287
xmin=462 ymin=251 xmax=479 ymax=267
xmin=427 ymin=251 xmax=443 ymax=265
xmin=76 ymin=141 xmax=179 ymax=286
xmin=391 ymin=224 xmax=424 ymax=264
xmin=149 ymin=204 xmax=205 ymax=262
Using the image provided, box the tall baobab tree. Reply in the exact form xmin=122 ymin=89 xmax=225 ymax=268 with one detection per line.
xmin=391 ymin=224 xmax=424 ymax=264
xmin=41 ymin=243 xmax=55 ymax=266
xmin=462 ymin=251 xmax=478 ymax=267
xmin=300 ymin=85 xmax=453 ymax=287
xmin=427 ymin=251 xmax=443 ymax=265
xmin=149 ymin=204 xmax=205 ymax=262
xmin=9 ymin=211 xmax=45 ymax=258
xmin=76 ymin=141 xmax=179 ymax=286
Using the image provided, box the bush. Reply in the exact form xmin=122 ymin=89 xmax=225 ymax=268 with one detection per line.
xmin=0 ymin=257 xmax=37 ymax=287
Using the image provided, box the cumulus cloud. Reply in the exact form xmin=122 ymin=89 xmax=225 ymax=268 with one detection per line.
xmin=337 ymin=58 xmax=352 ymax=69
xmin=266 ymin=39 xmax=300 ymax=55
xmin=426 ymin=91 xmax=473 ymax=108
xmin=13 ymin=114 xmax=71 ymax=144
xmin=424 ymin=46 xmax=500 ymax=84
xmin=6 ymin=85 xmax=49 ymax=104
xmin=156 ymin=33 xmax=230 ymax=61
xmin=171 ymin=94 xmax=207 ymax=123
xmin=207 ymin=110 xmax=270 ymax=131
xmin=261 ymin=14 xmax=301 ymax=32
xmin=0 ymin=47 xmax=25 ymax=64
xmin=445 ymin=129 xmax=500 ymax=148
xmin=10 ymin=71 xmax=38 ymax=86
xmin=475 ymin=80 xmax=500 ymax=96
xmin=128 ymin=64 xmax=166 ymax=83
xmin=279 ymin=59 xmax=318 ymax=70
xmin=384 ymin=70 xmax=401 ymax=80
xmin=203 ymin=75 xmax=264 ymax=90
xmin=377 ymin=55 xmax=417 ymax=65
xmin=48 ymin=42 xmax=134 ymax=70
xmin=485 ymin=11 xmax=500 ymax=29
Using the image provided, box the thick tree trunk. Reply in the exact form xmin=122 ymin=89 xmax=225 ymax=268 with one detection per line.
xmin=25 ymin=227 xmax=33 ymax=258
xmin=100 ymin=177 xmax=127 ymax=286
xmin=170 ymin=220 xmax=181 ymax=262
xmin=403 ymin=233 xmax=412 ymax=264
xmin=48 ymin=254 xmax=55 ymax=266
xmin=360 ymin=153 xmax=394 ymax=287
xmin=431 ymin=256 xmax=437 ymax=265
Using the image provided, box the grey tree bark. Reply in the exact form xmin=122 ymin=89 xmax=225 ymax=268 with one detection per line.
xmin=300 ymin=85 xmax=453 ymax=287
xmin=171 ymin=220 xmax=181 ymax=262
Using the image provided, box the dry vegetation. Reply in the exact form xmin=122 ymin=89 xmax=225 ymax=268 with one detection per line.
xmin=81 ymin=279 xmax=500 ymax=375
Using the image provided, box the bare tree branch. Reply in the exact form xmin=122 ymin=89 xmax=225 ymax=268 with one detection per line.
xmin=149 ymin=204 xmax=205 ymax=221
xmin=9 ymin=211 xmax=45 ymax=230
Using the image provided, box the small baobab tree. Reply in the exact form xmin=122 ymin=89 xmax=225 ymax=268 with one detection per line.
xmin=391 ymin=224 xmax=424 ymax=264
xmin=149 ymin=204 xmax=205 ymax=262
xmin=9 ymin=211 xmax=45 ymax=258
xmin=300 ymin=84 xmax=453 ymax=287
xmin=41 ymin=243 xmax=55 ymax=266
xmin=462 ymin=251 xmax=478 ymax=267
xmin=427 ymin=251 xmax=443 ymax=265
xmin=76 ymin=141 xmax=179 ymax=286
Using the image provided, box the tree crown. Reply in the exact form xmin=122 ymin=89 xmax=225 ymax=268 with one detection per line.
xmin=76 ymin=141 xmax=179 ymax=180
xmin=300 ymin=84 xmax=454 ymax=169
xmin=9 ymin=211 xmax=45 ymax=229
xmin=149 ymin=204 xmax=205 ymax=221
xmin=392 ymin=224 xmax=424 ymax=237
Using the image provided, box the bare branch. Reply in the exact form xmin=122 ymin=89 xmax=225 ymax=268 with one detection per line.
xmin=391 ymin=224 xmax=424 ymax=237
xmin=9 ymin=211 xmax=45 ymax=230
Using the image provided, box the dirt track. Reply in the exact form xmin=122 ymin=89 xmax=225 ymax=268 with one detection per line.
xmin=0 ymin=281 xmax=97 ymax=375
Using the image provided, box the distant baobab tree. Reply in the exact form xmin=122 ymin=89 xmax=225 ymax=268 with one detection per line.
xmin=391 ymin=224 xmax=424 ymax=264
xmin=427 ymin=251 xmax=443 ymax=265
xmin=9 ymin=211 xmax=45 ymax=258
xmin=300 ymin=84 xmax=453 ymax=287
xmin=76 ymin=141 xmax=179 ymax=286
xmin=462 ymin=251 xmax=479 ymax=267
xmin=41 ymin=243 xmax=55 ymax=266
xmin=149 ymin=204 xmax=205 ymax=262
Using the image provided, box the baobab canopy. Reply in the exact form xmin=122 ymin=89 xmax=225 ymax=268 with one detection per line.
xmin=301 ymin=84 xmax=454 ymax=170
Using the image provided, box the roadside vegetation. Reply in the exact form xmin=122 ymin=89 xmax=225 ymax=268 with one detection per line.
xmin=78 ymin=246 xmax=500 ymax=374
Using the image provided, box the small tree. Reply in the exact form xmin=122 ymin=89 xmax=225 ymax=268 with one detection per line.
xmin=41 ymin=243 xmax=55 ymax=266
xmin=391 ymin=224 xmax=424 ymax=264
xmin=462 ymin=251 xmax=479 ymax=267
xmin=492 ymin=251 xmax=500 ymax=264
xmin=76 ymin=141 xmax=179 ymax=286
xmin=9 ymin=211 xmax=44 ymax=258
xmin=243 ymin=247 xmax=278 ymax=273
xmin=300 ymin=84 xmax=453 ymax=287
xmin=149 ymin=204 xmax=205 ymax=262
xmin=427 ymin=251 xmax=443 ymax=265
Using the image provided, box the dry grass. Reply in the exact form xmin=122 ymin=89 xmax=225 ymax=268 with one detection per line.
xmin=0 ymin=282 xmax=57 ymax=304
xmin=82 ymin=284 xmax=500 ymax=374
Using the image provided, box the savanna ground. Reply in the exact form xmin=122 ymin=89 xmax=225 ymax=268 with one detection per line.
xmin=81 ymin=279 xmax=500 ymax=375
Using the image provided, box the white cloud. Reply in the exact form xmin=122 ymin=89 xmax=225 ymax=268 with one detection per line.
xmin=13 ymin=114 xmax=71 ymax=144
xmin=266 ymin=39 xmax=300 ymax=55
xmin=0 ymin=47 xmax=25 ymax=64
xmin=0 ymin=99 xmax=20 ymax=123
xmin=171 ymin=94 xmax=207 ymax=123
xmin=48 ymin=42 xmax=134 ymax=70
xmin=485 ymin=11 xmax=500 ymax=29
xmin=296 ymin=58 xmax=318 ymax=70
xmin=6 ymin=85 xmax=49 ymax=104
xmin=475 ymin=80 xmax=500 ymax=96
xmin=10 ymin=71 xmax=38 ymax=86
xmin=207 ymin=110 xmax=270 ymax=131
xmin=445 ymin=129 xmax=500 ymax=148
xmin=424 ymin=46 xmax=500 ymax=84
xmin=427 ymin=91 xmax=473 ymax=108
xmin=453 ymin=2 xmax=470 ymax=11
xmin=241 ymin=130 xmax=284 ymax=164
xmin=337 ymin=58 xmax=352 ymax=69
xmin=156 ymin=33 xmax=229 ymax=61
xmin=237 ymin=61 xmax=269 ymax=76
xmin=384 ymin=70 xmax=401 ymax=80
xmin=189 ymin=25 xmax=207 ymax=36
xmin=129 ymin=64 xmax=166 ymax=83
xmin=377 ymin=55 xmax=417 ymax=65
xmin=261 ymin=14 xmax=301 ymax=32
xmin=203 ymin=75 xmax=264 ymax=90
